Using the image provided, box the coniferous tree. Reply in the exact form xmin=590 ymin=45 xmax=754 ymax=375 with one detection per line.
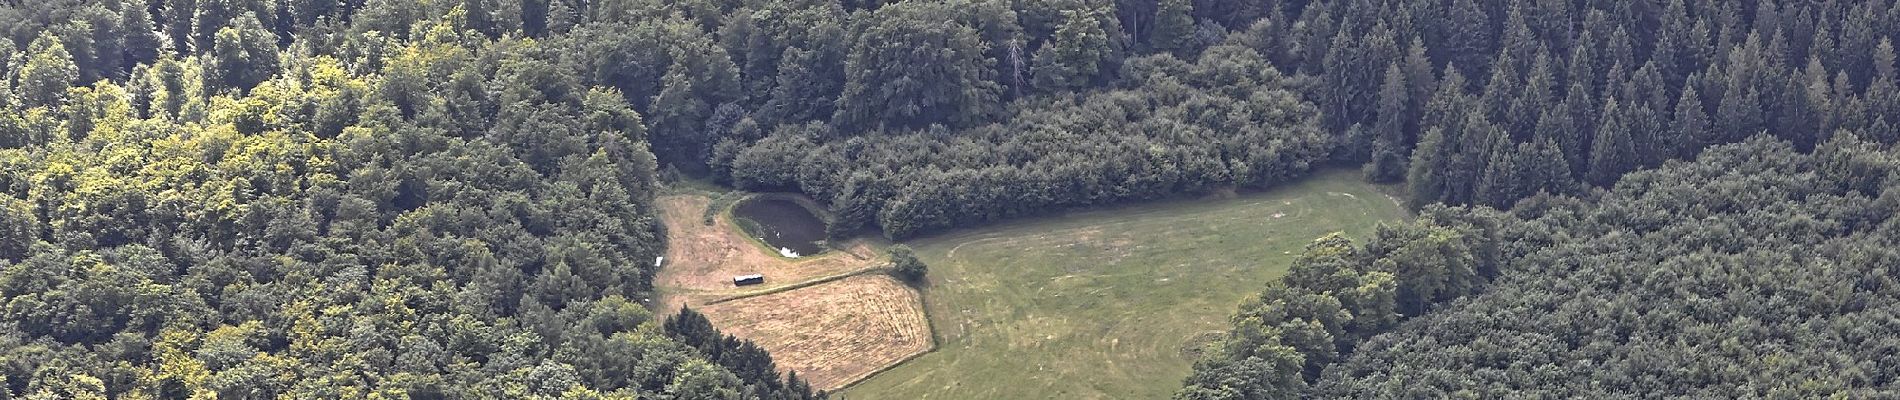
xmin=1439 ymin=0 xmax=1494 ymax=76
xmin=1405 ymin=128 xmax=1449 ymax=210
xmin=1401 ymin=39 xmax=1435 ymax=121
xmin=1149 ymin=0 xmax=1194 ymax=54
xmin=1673 ymin=84 xmax=1712 ymax=158
xmin=1525 ymin=139 xmax=1573 ymax=197
xmin=1868 ymin=40 xmax=1900 ymax=138
xmin=1877 ymin=39 xmax=1897 ymax=83
xmin=1033 ymin=5 xmax=1113 ymax=92
xmin=73 ymin=5 xmax=126 ymax=82
xmin=121 ymin=2 xmax=164 ymax=70
xmin=1715 ymin=77 xmax=1764 ymax=144
xmin=1420 ymin=67 xmax=1470 ymax=145
xmin=1474 ymin=138 xmax=1522 ymax=208
xmin=1533 ymin=103 xmax=1579 ymax=177
xmin=1587 ymin=97 xmax=1635 ymax=186
xmin=1367 ymin=63 xmax=1409 ymax=183
xmin=1447 ymin=110 xmax=1499 ymax=205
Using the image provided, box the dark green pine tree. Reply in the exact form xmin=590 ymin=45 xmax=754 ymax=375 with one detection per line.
xmin=1559 ymin=82 xmax=1596 ymax=173
xmin=1439 ymin=0 xmax=1494 ymax=76
xmin=1867 ymin=77 xmax=1900 ymax=143
xmin=1629 ymin=61 xmax=1669 ymax=166
xmin=1318 ymin=29 xmax=1362 ymax=133
xmin=121 ymin=1 xmax=164 ymax=70
xmin=74 ymin=5 xmax=126 ymax=82
xmin=164 ymin=0 xmax=197 ymax=53
xmin=1401 ymin=38 xmax=1436 ymax=128
xmin=1566 ymin=24 xmax=1597 ymax=93
xmin=1480 ymin=139 xmax=1571 ymax=208
xmin=545 ymin=0 xmax=579 ymax=35
xmin=1502 ymin=11 xmax=1542 ymax=77
xmin=1800 ymin=57 xmax=1838 ymax=138
xmin=1776 ymin=61 xmax=1821 ymax=149
xmin=191 ymin=0 xmax=248 ymax=52
xmin=1866 ymin=40 xmax=1900 ymax=140
xmin=648 ymin=66 xmax=710 ymax=165
xmin=1420 ymin=67 xmax=1470 ymax=139
xmin=1447 ymin=110 xmax=1500 ymax=205
xmin=1715 ymin=78 xmax=1764 ymax=144
xmin=1149 ymin=0 xmax=1195 ymax=54
xmin=1033 ymin=5 xmax=1113 ymax=92
xmin=1366 ymin=63 xmax=1410 ymax=183
xmin=1672 ymin=84 xmax=1712 ymax=159
xmin=1605 ymin=26 xmax=1635 ymax=79
xmin=1476 ymin=54 xmax=1520 ymax=137
xmin=1405 ymin=128 xmax=1450 ymax=210
xmin=1509 ymin=52 xmax=1557 ymax=138
xmin=1652 ymin=0 xmax=1689 ymax=87
xmin=1475 ymin=138 xmax=1522 ymax=208
xmin=1533 ymin=104 xmax=1579 ymax=177
xmin=1527 ymin=139 xmax=1574 ymax=196
xmin=1877 ymin=39 xmax=1897 ymax=84
xmin=1587 ymin=98 xmax=1636 ymax=186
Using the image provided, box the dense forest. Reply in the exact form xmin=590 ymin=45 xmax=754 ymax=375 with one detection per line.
xmin=1185 ymin=136 xmax=1900 ymax=398
xmin=5 ymin=0 xmax=1900 ymax=397
xmin=1322 ymin=135 xmax=1900 ymax=397
xmin=1180 ymin=0 xmax=1900 ymax=397
xmin=0 ymin=0 xmax=833 ymax=398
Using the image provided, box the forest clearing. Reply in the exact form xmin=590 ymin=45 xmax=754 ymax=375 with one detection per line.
xmin=841 ymin=169 xmax=1407 ymax=399
xmin=651 ymin=191 xmax=929 ymax=390
xmin=699 ymin=274 xmax=933 ymax=389
xmin=651 ymin=194 xmax=886 ymax=312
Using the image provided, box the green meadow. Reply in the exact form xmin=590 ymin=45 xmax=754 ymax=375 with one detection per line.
xmin=841 ymin=169 xmax=1408 ymax=399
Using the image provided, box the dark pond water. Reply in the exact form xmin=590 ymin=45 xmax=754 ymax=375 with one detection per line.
xmin=731 ymin=197 xmax=828 ymax=257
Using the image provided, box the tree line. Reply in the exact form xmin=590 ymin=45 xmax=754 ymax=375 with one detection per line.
xmin=1176 ymin=206 xmax=1505 ymax=399
xmin=1281 ymin=0 xmax=1900 ymax=209
xmin=640 ymin=0 xmax=1898 ymax=241
xmin=726 ymin=43 xmax=1328 ymax=239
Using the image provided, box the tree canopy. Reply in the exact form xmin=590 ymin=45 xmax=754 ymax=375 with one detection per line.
xmin=6 ymin=0 xmax=1900 ymax=397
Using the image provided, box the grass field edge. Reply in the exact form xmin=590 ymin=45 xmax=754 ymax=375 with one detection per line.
xmin=826 ymin=281 xmax=942 ymax=397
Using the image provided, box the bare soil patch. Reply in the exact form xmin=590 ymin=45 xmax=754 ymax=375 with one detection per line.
xmin=652 ymin=195 xmax=881 ymax=310
xmin=697 ymin=274 xmax=933 ymax=390
xmin=650 ymin=193 xmax=930 ymax=390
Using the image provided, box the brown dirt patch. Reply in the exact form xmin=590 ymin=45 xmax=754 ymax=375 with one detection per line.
xmin=652 ymin=194 xmax=883 ymax=310
xmin=698 ymin=274 xmax=932 ymax=390
xmin=650 ymin=193 xmax=930 ymax=390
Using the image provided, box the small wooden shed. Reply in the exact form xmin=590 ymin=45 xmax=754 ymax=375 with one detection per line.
xmin=732 ymin=274 xmax=765 ymax=286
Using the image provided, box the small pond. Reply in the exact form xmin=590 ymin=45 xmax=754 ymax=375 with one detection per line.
xmin=731 ymin=196 xmax=828 ymax=257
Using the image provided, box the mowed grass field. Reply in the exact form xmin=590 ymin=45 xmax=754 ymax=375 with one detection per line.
xmin=841 ymin=169 xmax=1407 ymax=399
